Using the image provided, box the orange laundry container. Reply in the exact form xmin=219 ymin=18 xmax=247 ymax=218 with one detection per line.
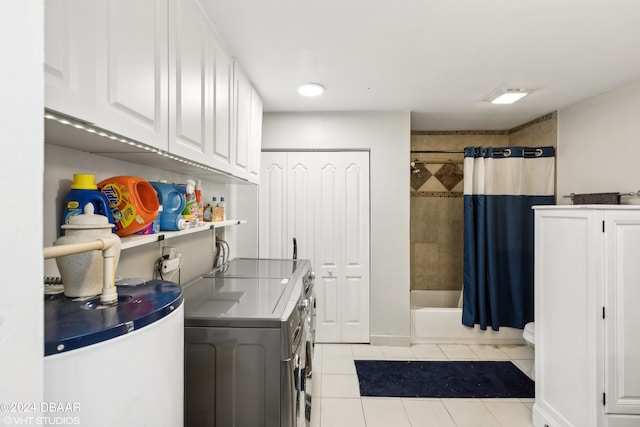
xmin=97 ymin=176 xmax=159 ymax=236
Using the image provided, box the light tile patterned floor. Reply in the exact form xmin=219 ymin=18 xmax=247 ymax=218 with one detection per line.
xmin=311 ymin=343 xmax=535 ymax=427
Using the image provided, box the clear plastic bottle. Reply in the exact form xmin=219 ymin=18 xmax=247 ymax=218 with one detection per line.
xmin=195 ymin=179 xmax=203 ymax=222
xmin=211 ymin=196 xmax=219 ymax=222
xmin=219 ymin=196 xmax=226 ymax=221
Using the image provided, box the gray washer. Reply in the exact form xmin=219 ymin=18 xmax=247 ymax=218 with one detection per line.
xmin=183 ymin=258 xmax=312 ymax=427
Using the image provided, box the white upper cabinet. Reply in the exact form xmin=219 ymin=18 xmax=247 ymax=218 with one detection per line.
xmin=247 ymin=87 xmax=263 ymax=183
xmin=44 ymin=0 xmax=97 ymax=121
xmin=94 ymin=0 xmax=169 ymax=151
xmin=167 ymin=0 xmax=237 ymax=175
xmin=44 ymin=0 xmax=262 ymax=181
xmin=233 ymin=63 xmax=251 ymax=180
xmin=211 ymin=42 xmax=233 ymax=171
xmin=233 ymin=63 xmax=263 ymax=183
xmin=168 ymin=0 xmax=212 ymax=161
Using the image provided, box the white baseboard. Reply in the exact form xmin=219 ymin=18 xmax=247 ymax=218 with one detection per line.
xmin=369 ymin=335 xmax=411 ymax=347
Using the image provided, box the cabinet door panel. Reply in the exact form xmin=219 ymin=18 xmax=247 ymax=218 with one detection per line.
xmin=247 ymin=89 xmax=263 ymax=183
xmin=45 ymin=0 xmax=96 ymax=120
xmin=233 ymin=65 xmax=251 ymax=178
xmin=605 ymin=213 xmax=640 ymax=415
xmin=211 ymin=44 xmax=232 ymax=169
xmin=168 ymin=0 xmax=211 ymax=161
xmin=96 ymin=0 xmax=168 ymax=150
xmin=534 ymin=211 xmax=597 ymax=427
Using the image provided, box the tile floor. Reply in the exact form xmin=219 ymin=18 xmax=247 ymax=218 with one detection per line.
xmin=310 ymin=343 xmax=535 ymax=427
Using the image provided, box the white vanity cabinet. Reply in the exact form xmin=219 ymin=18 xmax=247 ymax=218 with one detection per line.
xmin=533 ymin=206 xmax=640 ymax=427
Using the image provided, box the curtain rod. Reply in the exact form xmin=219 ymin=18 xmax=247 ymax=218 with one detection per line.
xmin=562 ymin=191 xmax=640 ymax=199
xmin=411 ymin=150 xmax=464 ymax=154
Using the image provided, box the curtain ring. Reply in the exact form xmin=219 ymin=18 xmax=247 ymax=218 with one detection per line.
xmin=502 ymin=148 xmax=511 ymax=157
xmin=535 ymin=148 xmax=543 ymax=157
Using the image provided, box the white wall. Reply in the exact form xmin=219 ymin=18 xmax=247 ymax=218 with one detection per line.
xmin=263 ymin=112 xmax=411 ymax=345
xmin=558 ymin=77 xmax=640 ymax=204
xmin=0 ymin=0 xmax=44 ymax=407
xmin=44 ymin=144 xmax=254 ymax=283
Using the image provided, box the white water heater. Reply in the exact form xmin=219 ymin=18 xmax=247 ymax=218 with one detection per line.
xmin=44 ymin=280 xmax=184 ymax=427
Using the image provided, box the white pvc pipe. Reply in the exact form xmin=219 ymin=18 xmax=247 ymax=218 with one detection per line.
xmin=43 ymin=237 xmax=119 ymax=305
xmin=98 ymin=238 xmax=118 ymax=306
xmin=43 ymin=240 xmax=106 ymax=259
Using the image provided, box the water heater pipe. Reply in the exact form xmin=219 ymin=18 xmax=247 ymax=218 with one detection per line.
xmin=43 ymin=237 xmax=119 ymax=306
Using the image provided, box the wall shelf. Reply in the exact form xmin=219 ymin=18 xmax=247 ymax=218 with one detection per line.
xmin=120 ymin=220 xmax=246 ymax=250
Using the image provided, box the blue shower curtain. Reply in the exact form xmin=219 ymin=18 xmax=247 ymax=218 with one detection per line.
xmin=462 ymin=146 xmax=555 ymax=331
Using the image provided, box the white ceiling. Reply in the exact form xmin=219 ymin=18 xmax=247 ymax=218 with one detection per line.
xmin=200 ymin=0 xmax=640 ymax=131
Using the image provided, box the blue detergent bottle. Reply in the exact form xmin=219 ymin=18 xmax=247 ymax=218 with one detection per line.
xmin=150 ymin=181 xmax=187 ymax=231
xmin=62 ymin=174 xmax=114 ymax=227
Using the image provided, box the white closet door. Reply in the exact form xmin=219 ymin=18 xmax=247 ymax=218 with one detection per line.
xmin=340 ymin=153 xmax=370 ymax=342
xmin=314 ymin=152 xmax=370 ymax=343
xmin=258 ymin=151 xmax=370 ymax=343
xmin=259 ymin=152 xmax=288 ymax=259
xmin=287 ymin=153 xmax=316 ymax=263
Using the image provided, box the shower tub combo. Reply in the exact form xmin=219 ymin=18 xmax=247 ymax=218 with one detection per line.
xmin=410 ymin=290 xmax=524 ymax=344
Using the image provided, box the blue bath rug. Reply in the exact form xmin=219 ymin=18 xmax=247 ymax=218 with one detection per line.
xmin=354 ymin=360 xmax=534 ymax=398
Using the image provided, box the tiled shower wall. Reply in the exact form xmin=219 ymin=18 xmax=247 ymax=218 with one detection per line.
xmin=410 ymin=113 xmax=558 ymax=292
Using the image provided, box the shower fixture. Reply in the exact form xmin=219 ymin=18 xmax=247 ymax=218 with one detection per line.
xmin=410 ymin=161 xmax=422 ymax=174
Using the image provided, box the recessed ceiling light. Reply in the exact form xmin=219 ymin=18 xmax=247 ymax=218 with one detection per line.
xmin=298 ymin=83 xmax=325 ymax=97
xmin=486 ymin=88 xmax=535 ymax=104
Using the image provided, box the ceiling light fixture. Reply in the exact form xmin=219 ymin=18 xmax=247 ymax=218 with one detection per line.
xmin=298 ymin=83 xmax=325 ymax=97
xmin=486 ymin=88 xmax=535 ymax=104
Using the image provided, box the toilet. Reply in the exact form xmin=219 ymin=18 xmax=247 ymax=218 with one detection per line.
xmin=523 ymin=322 xmax=535 ymax=379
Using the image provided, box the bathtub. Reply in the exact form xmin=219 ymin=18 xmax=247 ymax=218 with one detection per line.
xmin=410 ymin=290 xmax=525 ymax=344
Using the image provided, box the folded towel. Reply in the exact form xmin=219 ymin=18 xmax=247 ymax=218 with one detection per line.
xmin=572 ymin=192 xmax=621 ymax=205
